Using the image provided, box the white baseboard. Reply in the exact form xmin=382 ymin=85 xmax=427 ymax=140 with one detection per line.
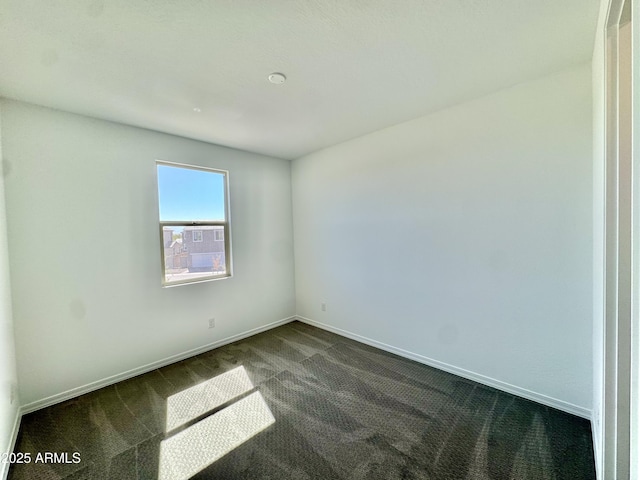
xmin=1 ymin=406 xmax=23 ymax=480
xmin=21 ymin=316 xmax=296 ymax=414
xmin=296 ymin=315 xmax=592 ymax=420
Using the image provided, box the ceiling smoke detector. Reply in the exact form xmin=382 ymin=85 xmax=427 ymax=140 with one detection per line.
xmin=268 ymin=73 xmax=286 ymax=85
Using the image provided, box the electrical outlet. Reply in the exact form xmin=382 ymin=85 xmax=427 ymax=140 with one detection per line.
xmin=208 ymin=318 xmax=216 ymax=329
xmin=321 ymin=303 xmax=326 ymax=312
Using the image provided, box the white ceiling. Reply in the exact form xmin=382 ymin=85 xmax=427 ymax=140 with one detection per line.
xmin=0 ymin=0 xmax=599 ymax=160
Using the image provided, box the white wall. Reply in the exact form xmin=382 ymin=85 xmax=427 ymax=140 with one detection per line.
xmin=632 ymin=2 xmax=640 ymax=476
xmin=293 ymin=64 xmax=593 ymax=413
xmin=0 ymin=104 xmax=20 ymax=476
xmin=1 ymin=100 xmax=295 ymax=406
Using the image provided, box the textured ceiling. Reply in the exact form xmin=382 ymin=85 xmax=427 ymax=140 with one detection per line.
xmin=0 ymin=0 xmax=599 ymax=159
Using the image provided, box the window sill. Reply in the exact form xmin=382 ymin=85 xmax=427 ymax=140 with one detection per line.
xmin=162 ymin=273 xmax=233 ymax=288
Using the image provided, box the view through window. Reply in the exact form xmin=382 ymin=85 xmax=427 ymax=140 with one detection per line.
xmin=157 ymin=162 xmax=231 ymax=286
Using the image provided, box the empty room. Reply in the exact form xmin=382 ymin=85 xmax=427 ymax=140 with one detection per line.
xmin=0 ymin=0 xmax=638 ymax=479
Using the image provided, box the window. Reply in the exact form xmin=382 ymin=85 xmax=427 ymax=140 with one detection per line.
xmin=157 ymin=161 xmax=231 ymax=286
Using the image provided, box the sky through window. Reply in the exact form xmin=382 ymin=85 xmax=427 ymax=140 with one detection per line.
xmin=157 ymin=164 xmax=225 ymax=221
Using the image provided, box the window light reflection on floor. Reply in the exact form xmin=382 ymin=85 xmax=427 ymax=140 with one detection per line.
xmin=165 ymin=365 xmax=254 ymax=432
xmin=159 ymin=391 xmax=275 ymax=480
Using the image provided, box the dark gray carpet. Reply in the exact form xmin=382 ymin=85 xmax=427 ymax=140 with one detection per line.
xmin=8 ymin=321 xmax=595 ymax=479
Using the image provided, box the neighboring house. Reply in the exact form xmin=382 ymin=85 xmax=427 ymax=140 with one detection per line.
xmin=162 ymin=230 xmax=188 ymax=269
xmin=163 ymin=229 xmax=173 ymax=249
xmin=182 ymin=226 xmax=225 ymax=272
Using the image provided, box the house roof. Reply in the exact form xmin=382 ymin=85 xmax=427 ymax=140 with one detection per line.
xmin=182 ymin=226 xmax=223 ymax=231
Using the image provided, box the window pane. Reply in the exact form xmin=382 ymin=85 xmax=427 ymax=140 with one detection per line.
xmin=162 ymin=226 xmax=227 ymax=284
xmin=157 ymin=164 xmax=226 ymax=221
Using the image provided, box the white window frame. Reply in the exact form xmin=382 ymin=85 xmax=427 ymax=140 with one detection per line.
xmin=157 ymin=160 xmax=232 ymax=287
xmin=214 ymin=229 xmax=224 ymax=242
xmin=193 ymin=230 xmax=203 ymax=242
